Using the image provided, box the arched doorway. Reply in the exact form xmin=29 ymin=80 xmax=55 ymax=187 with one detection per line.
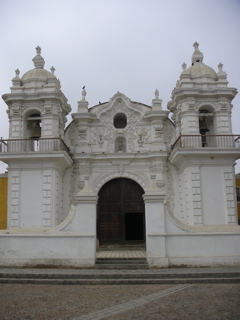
xmin=97 ymin=178 xmax=145 ymax=245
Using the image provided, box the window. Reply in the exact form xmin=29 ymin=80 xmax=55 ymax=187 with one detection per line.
xmin=113 ymin=113 xmax=127 ymax=129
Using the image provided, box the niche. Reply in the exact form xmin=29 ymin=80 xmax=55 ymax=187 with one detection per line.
xmin=115 ymin=136 xmax=126 ymax=152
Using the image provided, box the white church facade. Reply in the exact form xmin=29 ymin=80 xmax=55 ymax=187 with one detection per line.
xmin=0 ymin=43 xmax=240 ymax=268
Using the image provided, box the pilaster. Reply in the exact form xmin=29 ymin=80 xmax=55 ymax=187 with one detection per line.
xmin=73 ymin=181 xmax=98 ymax=263
xmin=143 ymin=187 xmax=168 ymax=267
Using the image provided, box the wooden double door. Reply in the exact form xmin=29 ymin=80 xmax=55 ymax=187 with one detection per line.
xmin=97 ymin=178 xmax=145 ymax=245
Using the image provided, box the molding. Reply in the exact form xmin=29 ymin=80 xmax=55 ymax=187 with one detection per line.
xmin=143 ymin=193 xmax=166 ymax=203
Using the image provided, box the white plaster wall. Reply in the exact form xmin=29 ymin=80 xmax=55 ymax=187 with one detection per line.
xmin=1 ymin=232 xmax=240 ymax=268
xmin=0 ymin=235 xmax=96 ymax=267
xmin=165 ymin=233 xmax=240 ymax=266
xmin=144 ymin=194 xmax=168 ymax=267
xmin=145 ymin=202 xmax=165 ymax=234
xmin=201 ymin=166 xmax=226 ymax=225
xmin=20 ymin=170 xmax=43 ymax=228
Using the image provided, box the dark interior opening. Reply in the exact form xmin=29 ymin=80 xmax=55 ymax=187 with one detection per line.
xmin=125 ymin=212 xmax=144 ymax=241
xmin=113 ymin=113 xmax=127 ymax=128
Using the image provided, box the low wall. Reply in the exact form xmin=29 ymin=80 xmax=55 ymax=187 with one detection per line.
xmin=147 ymin=232 xmax=240 ymax=268
xmin=0 ymin=234 xmax=96 ymax=267
xmin=0 ymin=231 xmax=240 ymax=268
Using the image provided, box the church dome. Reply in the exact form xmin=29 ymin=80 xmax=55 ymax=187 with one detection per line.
xmin=185 ymin=63 xmax=217 ymax=78
xmin=181 ymin=42 xmax=217 ymax=79
xmin=21 ymin=46 xmax=56 ymax=83
xmin=22 ymin=68 xmax=56 ymax=81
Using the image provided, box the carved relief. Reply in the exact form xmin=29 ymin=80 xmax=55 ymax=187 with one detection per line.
xmin=92 ymin=129 xmax=107 ymax=147
xmin=154 ymin=124 xmax=163 ymax=139
xmin=165 ymin=121 xmax=174 ymax=144
xmin=10 ymin=103 xmax=21 ymax=116
xmin=166 ymin=165 xmax=175 ymax=211
xmin=68 ymin=124 xmax=77 ymax=146
xmin=55 ymin=168 xmax=64 ymax=223
xmin=69 ymin=160 xmax=93 ymax=203
xmin=69 ymin=161 xmax=79 ymax=204
xmin=89 ymin=97 xmax=153 ymax=153
xmin=78 ymin=128 xmax=87 ymax=140
xmin=100 ymin=112 xmax=112 ymax=126
xmin=44 ymin=103 xmax=52 ymax=114
xmin=137 ymin=128 xmax=150 ymax=147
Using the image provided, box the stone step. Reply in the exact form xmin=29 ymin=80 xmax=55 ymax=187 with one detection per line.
xmin=0 ymin=277 xmax=239 ymax=285
xmin=0 ymin=271 xmax=239 ymax=280
xmin=95 ymin=264 xmax=149 ymax=270
xmin=95 ymin=258 xmax=149 ymax=269
xmin=96 ymin=258 xmax=148 ymax=264
xmin=98 ymin=245 xmax=146 ymax=251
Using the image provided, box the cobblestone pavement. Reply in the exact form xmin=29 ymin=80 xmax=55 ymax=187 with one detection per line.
xmin=1 ymin=282 xmax=240 ymax=320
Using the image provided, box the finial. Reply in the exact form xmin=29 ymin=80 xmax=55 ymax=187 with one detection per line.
xmin=193 ymin=42 xmax=199 ymax=50
xmin=82 ymin=87 xmax=87 ymax=100
xmin=218 ymin=63 xmax=223 ymax=71
xmin=182 ymin=62 xmax=187 ymax=70
xmin=152 ymin=89 xmax=162 ymax=109
xmin=191 ymin=42 xmax=203 ymax=64
xmin=32 ymin=46 xmax=45 ymax=69
xmin=217 ymin=62 xmax=227 ymax=80
xmin=50 ymin=66 xmax=55 ymax=74
xmin=36 ymin=46 xmax=41 ymax=54
xmin=15 ymin=69 xmax=20 ymax=77
xmin=12 ymin=68 xmax=21 ymax=86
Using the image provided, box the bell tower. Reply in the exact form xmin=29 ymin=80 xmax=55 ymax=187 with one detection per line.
xmin=168 ymin=42 xmax=236 ymax=138
xmin=4 ymin=47 xmax=70 ymax=143
xmin=168 ymin=43 xmax=240 ymax=226
xmin=1 ymin=47 xmax=72 ymax=229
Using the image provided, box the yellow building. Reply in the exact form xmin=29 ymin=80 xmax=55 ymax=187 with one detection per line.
xmin=0 ymin=173 xmax=7 ymax=229
xmin=236 ymin=173 xmax=240 ymax=225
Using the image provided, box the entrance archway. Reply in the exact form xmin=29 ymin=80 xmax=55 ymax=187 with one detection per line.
xmin=97 ymin=178 xmax=145 ymax=245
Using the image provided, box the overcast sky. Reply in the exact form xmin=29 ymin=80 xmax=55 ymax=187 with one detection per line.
xmin=0 ymin=0 xmax=240 ymax=173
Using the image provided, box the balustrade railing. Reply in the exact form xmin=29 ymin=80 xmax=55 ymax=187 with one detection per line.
xmin=0 ymin=138 xmax=70 ymax=153
xmin=171 ymin=135 xmax=240 ymax=151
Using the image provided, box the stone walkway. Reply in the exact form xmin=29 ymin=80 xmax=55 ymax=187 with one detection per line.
xmin=1 ymin=265 xmax=240 ymax=319
xmin=72 ymin=284 xmax=193 ymax=320
xmin=1 ymin=282 xmax=239 ymax=319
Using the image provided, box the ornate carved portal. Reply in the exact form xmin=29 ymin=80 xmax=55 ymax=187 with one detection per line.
xmin=97 ymin=178 xmax=145 ymax=245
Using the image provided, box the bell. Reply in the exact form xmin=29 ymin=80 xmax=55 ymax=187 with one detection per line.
xmin=199 ymin=118 xmax=209 ymax=135
xmin=31 ymin=121 xmax=41 ymax=139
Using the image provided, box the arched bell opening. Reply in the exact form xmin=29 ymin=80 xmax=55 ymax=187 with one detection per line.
xmin=97 ymin=178 xmax=145 ymax=246
xmin=26 ymin=113 xmax=42 ymax=139
xmin=24 ymin=112 xmax=42 ymax=151
xmin=198 ymin=108 xmax=214 ymax=147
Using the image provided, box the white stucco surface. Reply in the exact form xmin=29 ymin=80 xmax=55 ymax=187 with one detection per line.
xmin=0 ymin=44 xmax=240 ymax=268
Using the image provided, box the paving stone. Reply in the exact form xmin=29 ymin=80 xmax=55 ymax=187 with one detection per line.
xmin=1 ymin=283 xmax=240 ymax=320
